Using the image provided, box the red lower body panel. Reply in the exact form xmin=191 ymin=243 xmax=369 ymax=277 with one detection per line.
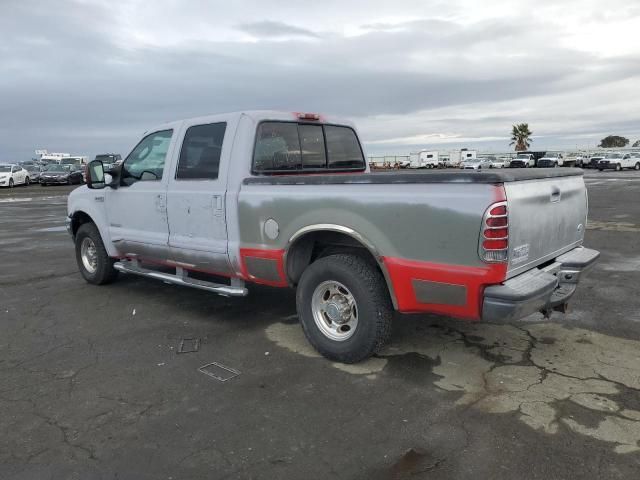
xmin=239 ymin=248 xmax=288 ymax=287
xmin=383 ymin=257 xmax=507 ymax=319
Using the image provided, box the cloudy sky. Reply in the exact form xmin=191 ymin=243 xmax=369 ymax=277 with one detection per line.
xmin=2 ymin=0 xmax=640 ymax=160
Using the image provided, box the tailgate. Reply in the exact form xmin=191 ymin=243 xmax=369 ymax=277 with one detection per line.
xmin=505 ymin=175 xmax=587 ymax=278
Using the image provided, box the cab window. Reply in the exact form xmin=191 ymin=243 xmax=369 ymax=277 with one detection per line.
xmin=121 ymin=130 xmax=173 ymax=186
xmin=176 ymin=123 xmax=226 ymax=180
xmin=253 ymin=122 xmax=364 ymax=173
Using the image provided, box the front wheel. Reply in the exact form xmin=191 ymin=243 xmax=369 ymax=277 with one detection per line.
xmin=9 ymin=178 xmax=14 ymax=188
xmin=24 ymin=177 xmax=30 ymax=186
xmin=75 ymin=223 xmax=119 ymax=285
xmin=296 ymin=254 xmax=393 ymax=363
xmin=616 ymin=163 xmax=622 ymax=171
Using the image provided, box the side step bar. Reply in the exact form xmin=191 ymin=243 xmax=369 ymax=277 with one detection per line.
xmin=113 ymin=260 xmax=248 ymax=297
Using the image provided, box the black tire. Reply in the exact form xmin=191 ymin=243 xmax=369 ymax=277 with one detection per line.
xmin=635 ymin=163 xmax=640 ymax=171
xmin=616 ymin=163 xmax=622 ymax=171
xmin=296 ymin=254 xmax=393 ymax=363
xmin=9 ymin=178 xmax=14 ymax=188
xmin=74 ymin=223 xmax=119 ymax=285
xmin=41 ymin=183 xmax=47 ymax=186
xmin=25 ymin=177 xmax=30 ymax=186
xmin=554 ymin=162 xmax=558 ymax=168
xmin=598 ymin=168 xmax=603 ymax=172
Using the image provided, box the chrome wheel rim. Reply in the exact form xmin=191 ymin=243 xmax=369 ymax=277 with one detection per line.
xmin=311 ymin=280 xmax=358 ymax=341
xmin=80 ymin=237 xmax=98 ymax=274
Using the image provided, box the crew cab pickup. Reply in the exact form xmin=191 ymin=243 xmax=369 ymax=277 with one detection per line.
xmin=67 ymin=111 xmax=599 ymax=363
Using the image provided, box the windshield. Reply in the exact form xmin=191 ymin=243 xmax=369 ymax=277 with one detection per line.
xmin=45 ymin=165 xmax=71 ymax=172
xmin=95 ymin=155 xmax=116 ymax=162
xmin=516 ymin=154 xmax=530 ymax=159
xmin=608 ymin=153 xmax=622 ymax=159
xmin=0 ymin=165 xmax=11 ymax=172
xmin=26 ymin=166 xmax=40 ymax=172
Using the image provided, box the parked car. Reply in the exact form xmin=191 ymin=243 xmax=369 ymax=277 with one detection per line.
xmin=509 ymin=153 xmax=535 ymax=168
xmin=479 ymin=155 xmax=508 ymax=169
xmin=537 ymin=152 xmax=570 ymax=168
xmin=597 ymin=152 xmax=638 ymax=171
xmin=0 ymin=164 xmax=30 ymax=187
xmin=60 ymin=156 xmax=88 ymax=168
xmin=40 ymin=164 xmax=84 ymax=185
xmin=461 ymin=158 xmax=494 ymax=169
xmin=67 ymin=110 xmax=599 ymax=363
xmin=24 ymin=164 xmax=42 ymax=183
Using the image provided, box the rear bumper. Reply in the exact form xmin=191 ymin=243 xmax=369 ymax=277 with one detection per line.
xmin=482 ymin=246 xmax=599 ymax=323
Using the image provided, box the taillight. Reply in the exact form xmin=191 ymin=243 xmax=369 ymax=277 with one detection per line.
xmin=480 ymin=201 xmax=508 ymax=263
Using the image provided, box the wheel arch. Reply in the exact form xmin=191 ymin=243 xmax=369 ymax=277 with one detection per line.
xmin=70 ymin=210 xmax=95 ymax=237
xmin=69 ymin=209 xmax=118 ymax=257
xmin=284 ymin=224 xmax=398 ymax=309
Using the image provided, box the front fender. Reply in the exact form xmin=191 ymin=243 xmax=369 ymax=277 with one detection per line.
xmin=67 ymin=187 xmax=118 ymax=257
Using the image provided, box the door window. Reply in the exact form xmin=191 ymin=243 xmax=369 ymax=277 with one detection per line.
xmin=176 ymin=123 xmax=227 ymax=180
xmin=121 ymin=130 xmax=173 ymax=186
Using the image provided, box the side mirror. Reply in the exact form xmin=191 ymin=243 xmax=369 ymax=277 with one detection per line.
xmin=86 ymin=160 xmax=106 ymax=189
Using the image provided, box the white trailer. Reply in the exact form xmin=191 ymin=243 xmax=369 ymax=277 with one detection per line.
xmin=38 ymin=152 xmax=71 ymax=165
xmin=446 ymin=150 xmax=477 ymax=168
xmin=409 ymin=150 xmax=439 ymax=168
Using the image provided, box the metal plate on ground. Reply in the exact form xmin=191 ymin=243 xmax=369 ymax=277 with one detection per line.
xmin=198 ymin=362 xmax=240 ymax=382
xmin=177 ymin=338 xmax=200 ymax=354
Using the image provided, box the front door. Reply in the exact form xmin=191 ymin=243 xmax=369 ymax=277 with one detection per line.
xmin=166 ymin=120 xmax=232 ymax=276
xmin=106 ymin=129 xmax=176 ymax=260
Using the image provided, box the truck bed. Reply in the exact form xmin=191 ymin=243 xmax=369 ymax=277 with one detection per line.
xmin=243 ymin=168 xmax=584 ymax=186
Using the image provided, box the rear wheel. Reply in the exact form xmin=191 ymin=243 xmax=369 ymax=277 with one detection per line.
xmin=296 ymin=254 xmax=393 ymax=363
xmin=75 ymin=223 xmax=118 ymax=285
xmin=635 ymin=162 xmax=640 ymax=170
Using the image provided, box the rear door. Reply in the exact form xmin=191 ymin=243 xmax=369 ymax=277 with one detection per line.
xmin=166 ymin=118 xmax=234 ymax=276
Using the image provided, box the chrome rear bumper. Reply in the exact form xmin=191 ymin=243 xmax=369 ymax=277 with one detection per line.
xmin=482 ymin=246 xmax=599 ymax=323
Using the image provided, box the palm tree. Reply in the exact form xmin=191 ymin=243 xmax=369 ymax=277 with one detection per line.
xmin=510 ymin=123 xmax=533 ymax=151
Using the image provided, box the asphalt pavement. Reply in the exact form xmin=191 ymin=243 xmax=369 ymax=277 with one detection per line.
xmin=1 ymin=170 xmax=640 ymax=479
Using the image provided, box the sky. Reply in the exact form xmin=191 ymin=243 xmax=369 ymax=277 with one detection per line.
xmin=1 ymin=0 xmax=640 ymax=161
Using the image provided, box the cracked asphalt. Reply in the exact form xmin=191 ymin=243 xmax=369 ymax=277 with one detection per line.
xmin=1 ymin=170 xmax=640 ymax=479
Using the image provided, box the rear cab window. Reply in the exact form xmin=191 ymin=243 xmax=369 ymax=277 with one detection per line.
xmin=253 ymin=122 xmax=365 ymax=174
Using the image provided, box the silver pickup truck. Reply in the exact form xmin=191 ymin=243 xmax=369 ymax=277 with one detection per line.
xmin=67 ymin=110 xmax=599 ymax=363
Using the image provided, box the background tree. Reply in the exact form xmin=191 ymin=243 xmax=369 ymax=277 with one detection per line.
xmin=510 ymin=123 xmax=532 ymax=151
xmin=598 ymin=135 xmax=629 ymax=148
xmin=633 ymin=139 xmax=640 ymax=147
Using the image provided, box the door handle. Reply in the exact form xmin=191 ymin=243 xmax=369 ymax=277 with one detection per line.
xmin=155 ymin=193 xmax=167 ymax=212
xmin=212 ymin=195 xmax=223 ymax=217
